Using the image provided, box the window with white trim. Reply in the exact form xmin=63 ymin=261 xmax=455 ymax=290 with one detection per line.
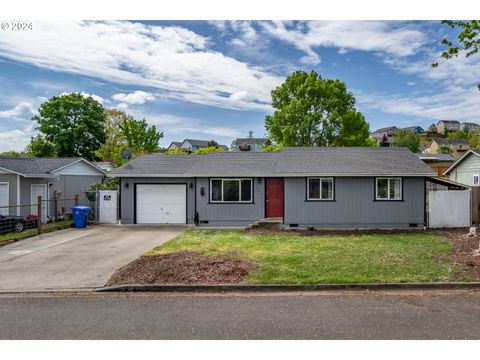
xmin=210 ymin=178 xmax=253 ymax=203
xmin=307 ymin=178 xmax=334 ymax=200
xmin=473 ymin=174 xmax=479 ymax=186
xmin=376 ymin=177 xmax=402 ymax=200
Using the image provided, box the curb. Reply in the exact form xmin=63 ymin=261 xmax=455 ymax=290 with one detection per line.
xmin=96 ymin=282 xmax=480 ymax=293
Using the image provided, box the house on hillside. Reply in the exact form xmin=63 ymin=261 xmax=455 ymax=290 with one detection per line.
xmin=415 ymin=153 xmax=455 ymax=177
xmin=444 ymin=150 xmax=480 ymax=186
xmin=371 ymin=126 xmax=398 ymax=145
xmin=110 ymin=147 xmax=437 ymax=229
xmin=0 ymin=157 xmax=105 ymax=221
xmin=403 ymin=126 xmax=424 ymax=134
xmin=233 ymin=138 xmax=269 ymax=152
xmin=436 ymin=120 xmax=460 ymax=135
xmin=460 ymin=122 xmax=479 ymax=133
xmin=424 ymin=138 xmax=470 ymax=158
xmin=167 ymin=142 xmax=183 ymax=150
xmin=167 ymin=139 xmax=229 ymax=152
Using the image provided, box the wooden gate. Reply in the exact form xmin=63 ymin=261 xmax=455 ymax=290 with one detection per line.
xmin=428 ymin=190 xmax=471 ymax=228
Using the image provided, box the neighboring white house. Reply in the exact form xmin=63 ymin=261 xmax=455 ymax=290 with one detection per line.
xmin=233 ymin=138 xmax=269 ymax=152
xmin=460 ymin=122 xmax=479 ymax=133
xmin=444 ymin=150 xmax=480 ymax=186
xmin=167 ymin=139 xmax=229 ymax=152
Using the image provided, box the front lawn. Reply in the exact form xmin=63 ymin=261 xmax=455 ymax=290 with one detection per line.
xmin=146 ymin=230 xmax=466 ymax=284
xmin=0 ymin=219 xmax=72 ymax=245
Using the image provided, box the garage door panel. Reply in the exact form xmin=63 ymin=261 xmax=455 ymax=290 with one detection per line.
xmin=136 ymin=184 xmax=186 ymax=224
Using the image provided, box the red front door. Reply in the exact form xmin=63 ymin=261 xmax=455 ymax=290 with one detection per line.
xmin=265 ymin=178 xmax=284 ymax=218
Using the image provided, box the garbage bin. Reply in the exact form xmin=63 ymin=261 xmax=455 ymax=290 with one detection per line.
xmin=71 ymin=206 xmax=91 ymax=228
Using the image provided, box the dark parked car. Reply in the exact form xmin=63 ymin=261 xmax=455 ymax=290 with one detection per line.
xmin=0 ymin=215 xmax=26 ymax=234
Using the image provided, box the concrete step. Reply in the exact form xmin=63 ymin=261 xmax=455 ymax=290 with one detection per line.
xmin=247 ymin=218 xmax=283 ymax=230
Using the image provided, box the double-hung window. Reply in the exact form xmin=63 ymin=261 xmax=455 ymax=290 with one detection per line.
xmin=307 ymin=178 xmax=334 ymax=200
xmin=210 ymin=178 xmax=253 ymax=203
xmin=376 ymin=177 xmax=402 ymax=200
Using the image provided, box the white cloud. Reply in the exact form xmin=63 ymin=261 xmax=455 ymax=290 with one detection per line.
xmin=0 ymin=102 xmax=37 ymax=121
xmin=261 ymin=21 xmax=427 ymax=65
xmin=0 ymin=21 xmax=281 ymax=111
xmin=0 ymin=123 xmax=35 ymax=152
xmin=112 ymin=90 xmax=155 ymax=105
xmin=59 ymin=91 xmax=105 ymax=104
xmin=357 ymin=86 xmax=480 ymax=122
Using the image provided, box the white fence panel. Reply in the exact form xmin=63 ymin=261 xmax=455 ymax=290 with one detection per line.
xmin=428 ymin=190 xmax=470 ymax=228
xmin=98 ymin=190 xmax=118 ymax=224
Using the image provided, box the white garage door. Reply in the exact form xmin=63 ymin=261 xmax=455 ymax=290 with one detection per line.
xmin=136 ymin=184 xmax=187 ymax=224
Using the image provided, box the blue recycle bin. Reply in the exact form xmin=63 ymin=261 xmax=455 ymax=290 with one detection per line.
xmin=71 ymin=206 xmax=91 ymax=228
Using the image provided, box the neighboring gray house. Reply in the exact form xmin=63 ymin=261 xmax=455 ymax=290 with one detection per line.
xmin=402 ymin=126 xmax=424 ymax=134
xmin=110 ymin=147 xmax=436 ymax=229
xmin=0 ymin=157 xmax=105 ymax=220
xmin=233 ymin=138 xmax=269 ymax=152
xmin=168 ymin=139 xmax=229 ymax=152
xmin=436 ymin=120 xmax=460 ymax=135
xmin=460 ymin=122 xmax=479 ymax=133
xmin=371 ymin=126 xmax=398 ymax=145
xmin=444 ymin=150 xmax=480 ymax=186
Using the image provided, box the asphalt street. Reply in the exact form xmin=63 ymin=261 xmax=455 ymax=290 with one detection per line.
xmin=1 ymin=290 xmax=480 ymax=339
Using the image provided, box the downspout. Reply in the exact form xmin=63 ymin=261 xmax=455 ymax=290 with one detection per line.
xmin=194 ymin=177 xmax=199 ymax=226
xmin=16 ymin=174 xmax=20 ymax=216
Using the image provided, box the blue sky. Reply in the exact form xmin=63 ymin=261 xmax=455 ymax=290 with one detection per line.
xmin=0 ymin=20 xmax=479 ymax=152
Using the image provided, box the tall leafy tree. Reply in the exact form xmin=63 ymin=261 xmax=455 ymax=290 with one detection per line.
xmin=119 ymin=118 xmax=163 ymax=154
xmin=393 ymin=130 xmax=420 ymax=153
xmin=265 ymin=70 xmax=372 ymax=147
xmin=96 ymin=109 xmax=130 ymax=161
xmin=30 ymin=93 xmax=107 ymax=160
xmin=433 ymin=20 xmax=480 ymax=90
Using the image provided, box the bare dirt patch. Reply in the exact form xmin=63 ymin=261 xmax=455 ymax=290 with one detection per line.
xmin=106 ymin=251 xmax=255 ymax=286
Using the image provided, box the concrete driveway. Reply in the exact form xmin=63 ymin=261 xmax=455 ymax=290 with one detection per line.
xmin=0 ymin=225 xmax=185 ymax=292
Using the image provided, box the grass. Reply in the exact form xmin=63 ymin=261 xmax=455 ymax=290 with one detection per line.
xmin=0 ymin=219 xmax=72 ymax=244
xmin=146 ymin=230 xmax=461 ymax=284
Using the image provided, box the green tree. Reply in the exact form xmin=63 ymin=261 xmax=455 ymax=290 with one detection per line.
xmin=96 ymin=109 xmax=129 ymax=162
xmin=448 ymin=129 xmax=469 ymax=140
xmin=30 ymin=93 xmax=106 ymax=160
xmin=261 ymin=144 xmax=283 ymax=152
xmin=379 ymin=134 xmax=390 ymax=147
xmin=433 ymin=20 xmax=480 ymax=90
xmin=119 ymin=118 xmax=163 ymax=154
xmin=393 ymin=130 xmax=420 ymax=153
xmin=265 ymin=70 xmax=371 ymax=147
xmin=26 ymin=135 xmax=56 ymax=157
xmin=194 ymin=146 xmax=224 ymax=155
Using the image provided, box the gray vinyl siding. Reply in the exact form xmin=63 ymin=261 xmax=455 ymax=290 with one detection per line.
xmin=119 ymin=176 xmax=426 ymax=228
xmin=50 ymin=175 xmax=103 ymax=205
xmin=120 ymin=177 xmax=196 ymax=224
xmin=0 ymin=174 xmax=18 ymax=216
xmin=196 ymin=177 xmax=264 ymax=227
xmin=284 ymin=177 xmax=425 ymax=229
xmin=448 ymin=154 xmax=480 ymax=186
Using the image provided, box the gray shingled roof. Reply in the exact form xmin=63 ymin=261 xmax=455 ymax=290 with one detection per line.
xmin=234 ymin=138 xmax=269 ymax=145
xmin=433 ymin=138 xmax=469 ymax=146
xmin=111 ymin=147 xmax=435 ymax=177
xmin=0 ymin=157 xmax=82 ymax=175
xmin=372 ymin=126 xmax=398 ymax=134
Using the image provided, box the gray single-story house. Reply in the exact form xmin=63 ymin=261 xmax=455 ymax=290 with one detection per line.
xmin=0 ymin=157 xmax=105 ymax=220
xmin=110 ymin=147 xmax=436 ymax=229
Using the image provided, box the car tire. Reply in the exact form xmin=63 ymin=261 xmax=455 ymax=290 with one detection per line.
xmin=14 ymin=221 xmax=24 ymax=233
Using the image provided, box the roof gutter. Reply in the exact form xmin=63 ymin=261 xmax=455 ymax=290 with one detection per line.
xmin=108 ymin=172 xmax=437 ymax=178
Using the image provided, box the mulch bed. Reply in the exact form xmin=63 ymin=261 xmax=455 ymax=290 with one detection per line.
xmin=106 ymin=251 xmax=255 ymax=286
